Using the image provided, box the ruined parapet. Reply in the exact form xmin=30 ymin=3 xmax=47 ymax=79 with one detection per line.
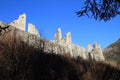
xmin=28 ymin=23 xmax=40 ymax=37
xmin=91 ymin=43 xmax=105 ymax=61
xmin=97 ymin=43 xmax=101 ymax=50
xmin=54 ymin=28 xmax=72 ymax=44
xmin=87 ymin=44 xmax=93 ymax=59
xmin=10 ymin=13 xmax=26 ymax=31
xmin=93 ymin=42 xmax=101 ymax=49
xmin=9 ymin=13 xmax=40 ymax=37
xmin=93 ymin=42 xmax=97 ymax=49
xmin=54 ymin=28 xmax=62 ymax=42
xmin=88 ymin=44 xmax=93 ymax=52
xmin=66 ymin=32 xmax=72 ymax=43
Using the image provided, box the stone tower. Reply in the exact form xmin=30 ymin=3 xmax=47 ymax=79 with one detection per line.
xmin=97 ymin=43 xmax=101 ymax=49
xmin=28 ymin=23 xmax=40 ymax=37
xmin=93 ymin=42 xmax=97 ymax=49
xmin=87 ymin=44 xmax=93 ymax=60
xmin=10 ymin=13 xmax=26 ymax=31
xmin=66 ymin=32 xmax=72 ymax=43
xmin=54 ymin=28 xmax=62 ymax=42
xmin=91 ymin=43 xmax=105 ymax=61
xmin=87 ymin=44 xmax=92 ymax=52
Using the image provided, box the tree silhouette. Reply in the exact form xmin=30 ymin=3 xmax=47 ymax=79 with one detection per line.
xmin=76 ymin=0 xmax=120 ymax=21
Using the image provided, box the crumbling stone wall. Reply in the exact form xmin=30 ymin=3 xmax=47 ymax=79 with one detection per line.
xmin=87 ymin=43 xmax=105 ymax=61
xmin=28 ymin=23 xmax=40 ymax=37
xmin=66 ymin=32 xmax=72 ymax=43
xmin=0 ymin=13 xmax=105 ymax=62
xmin=10 ymin=13 xmax=26 ymax=31
xmin=54 ymin=28 xmax=62 ymax=42
xmin=53 ymin=28 xmax=105 ymax=61
xmin=9 ymin=13 xmax=40 ymax=37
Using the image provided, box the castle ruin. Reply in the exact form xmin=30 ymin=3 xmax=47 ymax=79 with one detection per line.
xmin=54 ymin=28 xmax=72 ymax=44
xmin=0 ymin=13 xmax=105 ymax=61
xmin=10 ymin=13 xmax=40 ymax=37
xmin=53 ymin=28 xmax=105 ymax=61
xmin=28 ymin=23 xmax=40 ymax=37
xmin=10 ymin=13 xmax=26 ymax=31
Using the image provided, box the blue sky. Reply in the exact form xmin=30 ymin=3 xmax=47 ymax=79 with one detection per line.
xmin=0 ymin=0 xmax=120 ymax=49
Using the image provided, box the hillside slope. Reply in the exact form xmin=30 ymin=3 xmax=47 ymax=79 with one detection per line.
xmin=0 ymin=26 xmax=120 ymax=80
xmin=103 ymin=39 xmax=120 ymax=64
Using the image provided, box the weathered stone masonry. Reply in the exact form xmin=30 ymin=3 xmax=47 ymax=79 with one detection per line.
xmin=53 ymin=28 xmax=105 ymax=61
xmin=10 ymin=13 xmax=40 ymax=37
xmin=0 ymin=13 xmax=105 ymax=61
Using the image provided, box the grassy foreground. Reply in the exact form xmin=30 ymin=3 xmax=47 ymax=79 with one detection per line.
xmin=0 ymin=33 xmax=120 ymax=80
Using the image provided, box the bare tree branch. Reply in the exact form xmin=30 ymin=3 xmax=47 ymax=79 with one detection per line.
xmin=76 ymin=0 xmax=120 ymax=21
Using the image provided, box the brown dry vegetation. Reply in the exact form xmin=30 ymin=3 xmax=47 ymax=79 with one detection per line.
xmin=0 ymin=33 xmax=120 ymax=80
xmin=103 ymin=39 xmax=120 ymax=64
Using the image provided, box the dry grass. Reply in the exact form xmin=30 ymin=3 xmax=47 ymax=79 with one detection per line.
xmin=0 ymin=32 xmax=120 ymax=80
